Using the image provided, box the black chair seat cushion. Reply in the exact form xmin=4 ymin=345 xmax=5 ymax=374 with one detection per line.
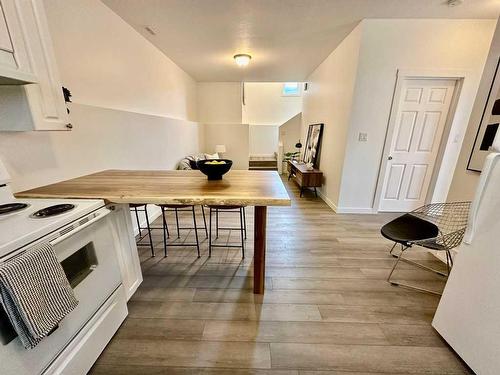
xmin=381 ymin=213 xmax=439 ymax=245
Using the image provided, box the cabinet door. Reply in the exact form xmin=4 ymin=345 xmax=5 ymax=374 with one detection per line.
xmin=0 ymin=4 xmax=13 ymax=52
xmin=0 ymin=0 xmax=35 ymax=83
xmin=108 ymin=205 xmax=143 ymax=300
xmin=20 ymin=0 xmax=69 ymax=130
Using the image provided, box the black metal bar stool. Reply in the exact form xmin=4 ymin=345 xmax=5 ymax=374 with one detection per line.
xmin=129 ymin=203 xmax=155 ymax=257
xmin=158 ymin=205 xmax=208 ymax=258
xmin=207 ymin=205 xmax=246 ymax=258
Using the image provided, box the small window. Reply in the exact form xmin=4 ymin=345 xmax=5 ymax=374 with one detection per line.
xmin=282 ymin=82 xmax=301 ymax=96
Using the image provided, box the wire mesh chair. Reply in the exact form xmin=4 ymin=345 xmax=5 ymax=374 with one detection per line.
xmin=382 ymin=201 xmax=471 ymax=295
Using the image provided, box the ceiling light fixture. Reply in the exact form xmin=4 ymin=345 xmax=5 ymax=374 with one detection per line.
xmin=234 ymin=54 xmax=252 ymax=67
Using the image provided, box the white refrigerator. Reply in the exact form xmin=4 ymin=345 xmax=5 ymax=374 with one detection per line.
xmin=433 ymin=136 xmax=500 ymax=374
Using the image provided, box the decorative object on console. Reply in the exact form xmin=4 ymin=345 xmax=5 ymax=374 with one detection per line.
xmin=197 ymin=159 xmax=233 ymax=180
xmin=294 ymin=140 xmax=303 ymax=161
xmin=468 ymin=57 xmax=500 ymax=171
xmin=303 ymin=123 xmax=324 ymax=168
xmin=283 ymin=152 xmax=300 ymax=163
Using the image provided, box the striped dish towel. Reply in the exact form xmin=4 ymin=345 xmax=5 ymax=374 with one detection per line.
xmin=0 ymin=243 xmax=78 ymax=349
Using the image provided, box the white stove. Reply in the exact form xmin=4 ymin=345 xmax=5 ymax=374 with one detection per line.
xmin=0 ymin=159 xmax=128 ymax=375
xmin=0 ymin=159 xmax=105 ymax=256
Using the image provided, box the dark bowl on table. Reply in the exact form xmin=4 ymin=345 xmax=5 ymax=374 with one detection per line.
xmin=196 ymin=159 xmax=233 ymax=180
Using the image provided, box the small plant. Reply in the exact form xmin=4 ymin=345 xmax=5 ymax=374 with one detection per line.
xmin=283 ymin=151 xmax=300 ymax=161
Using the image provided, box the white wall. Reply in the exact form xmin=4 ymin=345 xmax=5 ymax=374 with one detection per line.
xmin=203 ymin=124 xmax=249 ymax=170
xmin=197 ymin=82 xmax=242 ymax=123
xmin=301 ymin=25 xmax=363 ymax=209
xmin=279 ymin=113 xmax=302 ymax=155
xmin=197 ymin=82 xmax=248 ymax=168
xmin=0 ymin=0 xmax=201 ymax=193
xmin=448 ymin=21 xmax=500 ymax=201
xmin=249 ymin=125 xmax=279 ymax=156
xmin=48 ymin=0 xmax=197 ymax=121
xmin=0 ymin=104 xmax=202 ymax=191
xmin=243 ymin=82 xmax=302 ymax=126
xmin=337 ymin=19 xmax=496 ymax=212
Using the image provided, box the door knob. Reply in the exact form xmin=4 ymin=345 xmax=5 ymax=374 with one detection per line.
xmin=388 ymin=156 xmax=393 ymax=160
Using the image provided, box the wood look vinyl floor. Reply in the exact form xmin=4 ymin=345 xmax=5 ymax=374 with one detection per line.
xmin=90 ymin=176 xmax=471 ymax=375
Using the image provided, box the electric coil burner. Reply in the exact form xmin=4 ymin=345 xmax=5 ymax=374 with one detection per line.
xmin=31 ymin=204 xmax=76 ymax=218
xmin=0 ymin=203 xmax=29 ymax=216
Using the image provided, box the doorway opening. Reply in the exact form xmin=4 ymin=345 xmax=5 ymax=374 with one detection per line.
xmin=242 ymin=82 xmax=303 ymax=171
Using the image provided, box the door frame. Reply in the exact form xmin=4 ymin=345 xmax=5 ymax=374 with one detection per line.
xmin=373 ymin=69 xmax=466 ymax=212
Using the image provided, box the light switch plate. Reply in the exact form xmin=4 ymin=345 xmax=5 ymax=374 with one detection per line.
xmin=358 ymin=132 xmax=368 ymax=142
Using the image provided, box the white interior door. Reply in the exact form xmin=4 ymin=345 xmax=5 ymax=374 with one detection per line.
xmin=379 ymin=78 xmax=456 ymax=212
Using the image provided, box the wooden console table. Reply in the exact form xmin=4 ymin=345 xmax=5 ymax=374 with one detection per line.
xmin=287 ymin=160 xmax=323 ymax=197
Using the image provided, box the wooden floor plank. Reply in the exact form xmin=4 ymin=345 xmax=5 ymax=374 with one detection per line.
xmin=271 ymin=343 xmax=468 ymax=373
xmin=97 ymin=339 xmax=271 ymax=369
xmin=202 ymin=320 xmax=389 ymax=345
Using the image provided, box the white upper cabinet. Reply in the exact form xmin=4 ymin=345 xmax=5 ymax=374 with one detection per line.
xmin=0 ymin=5 xmax=13 ymax=52
xmin=0 ymin=0 xmax=36 ymax=84
xmin=0 ymin=0 xmax=70 ymax=131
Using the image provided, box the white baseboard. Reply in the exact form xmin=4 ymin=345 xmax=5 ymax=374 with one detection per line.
xmin=130 ymin=205 xmax=162 ymax=236
xmin=316 ymin=189 xmax=338 ymax=213
xmin=314 ymin=189 xmax=377 ymax=214
xmin=335 ymin=206 xmax=377 ymax=214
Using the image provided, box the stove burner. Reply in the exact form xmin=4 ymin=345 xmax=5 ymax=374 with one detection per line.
xmin=31 ymin=204 xmax=76 ymax=218
xmin=0 ymin=203 xmax=29 ymax=216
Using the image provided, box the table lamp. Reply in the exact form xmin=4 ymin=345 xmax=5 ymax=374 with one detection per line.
xmin=215 ymin=144 xmax=226 ymax=158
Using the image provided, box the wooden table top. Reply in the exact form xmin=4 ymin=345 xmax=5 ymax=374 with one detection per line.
xmin=15 ymin=169 xmax=291 ymax=207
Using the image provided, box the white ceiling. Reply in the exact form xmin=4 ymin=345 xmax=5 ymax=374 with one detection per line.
xmin=103 ymin=0 xmax=499 ymax=82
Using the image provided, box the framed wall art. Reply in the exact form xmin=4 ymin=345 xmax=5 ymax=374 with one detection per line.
xmin=468 ymin=58 xmax=500 ymax=172
xmin=302 ymin=123 xmax=324 ymax=168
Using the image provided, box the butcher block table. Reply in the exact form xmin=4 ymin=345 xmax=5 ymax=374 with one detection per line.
xmin=16 ymin=169 xmax=291 ymax=294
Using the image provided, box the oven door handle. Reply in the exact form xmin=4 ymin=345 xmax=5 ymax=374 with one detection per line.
xmin=50 ymin=208 xmax=112 ymax=246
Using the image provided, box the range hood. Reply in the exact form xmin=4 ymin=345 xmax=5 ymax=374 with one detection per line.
xmin=0 ymin=68 xmax=36 ymax=85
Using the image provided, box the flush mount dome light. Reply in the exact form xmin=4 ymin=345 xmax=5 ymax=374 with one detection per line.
xmin=234 ymin=54 xmax=252 ymax=67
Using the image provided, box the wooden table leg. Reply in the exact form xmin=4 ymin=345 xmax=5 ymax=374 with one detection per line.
xmin=254 ymin=206 xmax=267 ymax=294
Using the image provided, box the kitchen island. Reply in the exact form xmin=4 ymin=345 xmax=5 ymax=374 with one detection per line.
xmin=16 ymin=169 xmax=291 ymax=294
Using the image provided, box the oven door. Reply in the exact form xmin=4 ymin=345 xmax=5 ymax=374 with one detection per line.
xmin=0 ymin=206 xmax=122 ymax=375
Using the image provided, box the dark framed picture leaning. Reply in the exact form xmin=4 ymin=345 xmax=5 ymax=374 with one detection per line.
xmin=468 ymin=57 xmax=500 ymax=172
xmin=302 ymin=123 xmax=324 ymax=168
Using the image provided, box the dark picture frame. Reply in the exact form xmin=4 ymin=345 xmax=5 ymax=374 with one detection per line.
xmin=302 ymin=123 xmax=324 ymax=168
xmin=467 ymin=57 xmax=500 ymax=172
